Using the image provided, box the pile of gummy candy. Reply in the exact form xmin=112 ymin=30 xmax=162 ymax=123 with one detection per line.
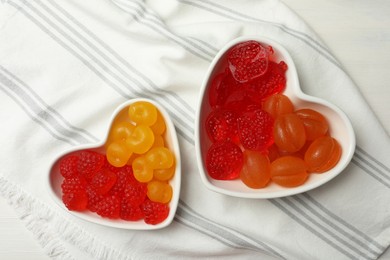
xmin=204 ymin=40 xmax=341 ymax=188
xmin=59 ymin=101 xmax=175 ymax=225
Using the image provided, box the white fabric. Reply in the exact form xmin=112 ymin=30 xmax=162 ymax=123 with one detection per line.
xmin=1 ymin=0 xmax=390 ymax=259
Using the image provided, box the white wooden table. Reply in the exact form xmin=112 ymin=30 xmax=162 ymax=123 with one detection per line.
xmin=1 ymin=0 xmax=389 ymax=259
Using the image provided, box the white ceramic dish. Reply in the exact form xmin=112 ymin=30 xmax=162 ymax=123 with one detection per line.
xmin=195 ymin=36 xmax=356 ymax=199
xmin=47 ymin=98 xmax=181 ymax=229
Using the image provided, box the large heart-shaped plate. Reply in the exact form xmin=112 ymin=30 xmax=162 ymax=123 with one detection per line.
xmin=195 ymin=36 xmax=356 ymax=199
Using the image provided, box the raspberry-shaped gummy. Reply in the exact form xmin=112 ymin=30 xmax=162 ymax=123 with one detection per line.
xmin=59 ymin=155 xmax=79 ymax=179
xmin=109 ymin=165 xmax=135 ymax=197
xmin=86 ymin=185 xmax=105 ymax=212
xmin=141 ymin=199 xmax=169 ymax=225
xmin=61 ymin=176 xmax=88 ymax=211
xmin=77 ymin=150 xmax=105 ymax=180
xmin=206 ymin=141 xmax=243 ymax=180
xmin=61 ymin=176 xmax=87 ymax=194
xmin=124 ymin=181 xmax=147 ymax=206
xmin=120 ymin=197 xmax=144 ymax=221
xmin=90 ymin=169 xmax=117 ymax=195
xmin=95 ymin=195 xmax=121 ymax=219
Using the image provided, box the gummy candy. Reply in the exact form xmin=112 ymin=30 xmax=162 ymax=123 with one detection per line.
xmin=206 ymin=141 xmax=243 ymax=180
xmin=228 ymin=40 xmax=269 ymax=83
xmin=128 ymin=101 xmax=157 ymax=126
xmin=59 ymin=101 xmax=176 ymax=225
xmin=204 ymin=40 xmax=342 ymax=189
xmin=205 ymin=109 xmax=239 ymax=143
xmin=240 ymin=150 xmax=271 ymax=189
xmin=270 ymin=156 xmax=308 ymax=187
xmin=304 ymin=136 xmax=341 ymax=173
xmin=237 ymin=108 xmax=274 ymax=151
xmin=295 ymin=109 xmax=329 ymax=141
xmin=273 ymin=113 xmax=306 ymax=153
xmin=147 ymin=180 xmax=173 ymax=204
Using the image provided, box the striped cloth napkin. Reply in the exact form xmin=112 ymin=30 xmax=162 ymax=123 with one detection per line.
xmin=1 ymin=0 xmax=389 ymax=259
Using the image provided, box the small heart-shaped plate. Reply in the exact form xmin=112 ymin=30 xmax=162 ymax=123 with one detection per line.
xmin=195 ymin=36 xmax=356 ymax=199
xmin=47 ymin=98 xmax=181 ymax=229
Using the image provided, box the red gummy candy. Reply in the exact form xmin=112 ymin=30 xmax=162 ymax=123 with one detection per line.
xmin=109 ymin=166 xmax=134 ymax=197
xmin=62 ymin=192 xmax=88 ymax=211
xmin=124 ymin=181 xmax=147 ymax=206
xmin=237 ymin=109 xmax=274 ymax=151
xmin=90 ymin=169 xmax=117 ymax=195
xmin=95 ymin=195 xmax=121 ymax=219
xmin=209 ymin=70 xmax=238 ymax=108
xmin=245 ymin=61 xmax=287 ymax=101
xmin=228 ymin=41 xmax=269 ymax=83
xmin=77 ymin=150 xmax=105 ymax=180
xmin=141 ymin=199 xmax=169 ymax=225
xmin=205 ymin=109 xmax=239 ymax=143
xmin=86 ymin=185 xmax=105 ymax=212
xmin=59 ymin=155 xmax=79 ymax=179
xmin=61 ymin=176 xmax=87 ymax=194
xmin=120 ymin=197 xmax=144 ymax=221
xmin=61 ymin=176 xmax=88 ymax=211
xmin=206 ymin=141 xmax=243 ymax=180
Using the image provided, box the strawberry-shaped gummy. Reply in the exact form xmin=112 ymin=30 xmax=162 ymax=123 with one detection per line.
xmin=205 ymin=109 xmax=239 ymax=143
xmin=90 ymin=168 xmax=117 ymax=195
xmin=59 ymin=155 xmax=79 ymax=179
xmin=141 ymin=199 xmax=170 ymax=225
xmin=77 ymin=150 xmax=105 ymax=180
xmin=206 ymin=141 xmax=243 ymax=180
xmin=228 ymin=40 xmax=269 ymax=83
xmin=245 ymin=61 xmax=287 ymax=101
xmin=95 ymin=195 xmax=121 ymax=219
xmin=237 ymin=108 xmax=274 ymax=151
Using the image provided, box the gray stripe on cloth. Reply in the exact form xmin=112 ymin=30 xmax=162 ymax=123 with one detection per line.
xmin=282 ymin=196 xmax=374 ymax=259
xmin=35 ymin=0 xmax=196 ymax=136
xmin=292 ymin=194 xmax=383 ymax=256
xmin=356 ymin=146 xmax=390 ymax=173
xmin=47 ymin=0 xmax=196 ymax=116
xmin=0 ymin=69 xmax=92 ymax=146
xmin=11 ymin=0 xmax=194 ymax=144
xmin=178 ymin=0 xmax=342 ymax=70
xmin=177 ymin=200 xmax=285 ymax=259
xmin=301 ymin=193 xmax=386 ymax=251
xmin=112 ymin=0 xmax=217 ymax=58
xmin=271 ymin=198 xmax=364 ymax=259
xmin=352 ymin=158 xmax=390 ymax=189
xmin=355 ymin=148 xmax=390 ymax=183
xmin=110 ymin=0 xmax=212 ymax=61
xmin=0 ymin=66 xmax=97 ymax=144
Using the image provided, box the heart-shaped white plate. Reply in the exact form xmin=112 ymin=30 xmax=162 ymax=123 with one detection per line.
xmin=195 ymin=36 xmax=356 ymax=199
xmin=47 ymin=98 xmax=181 ymax=229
